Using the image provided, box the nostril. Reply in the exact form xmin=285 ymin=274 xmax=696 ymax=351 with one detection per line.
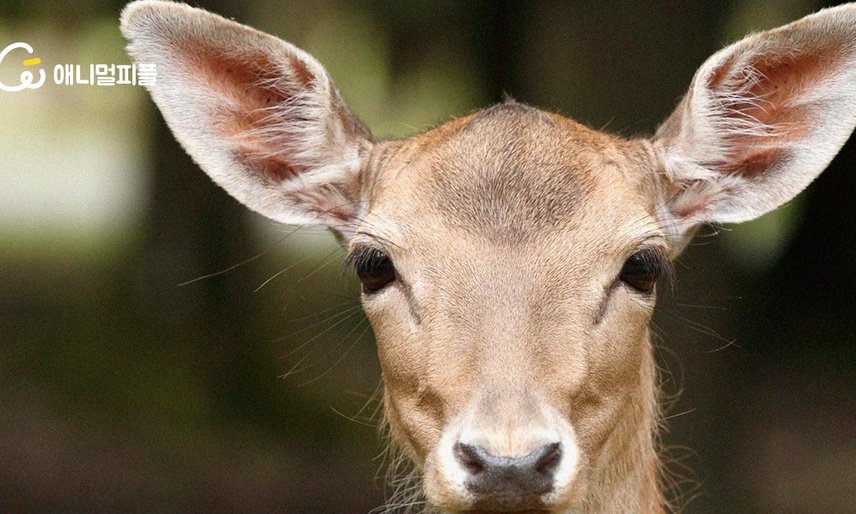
xmin=535 ymin=442 xmax=562 ymax=475
xmin=454 ymin=443 xmax=486 ymax=474
xmin=455 ymin=441 xmax=562 ymax=505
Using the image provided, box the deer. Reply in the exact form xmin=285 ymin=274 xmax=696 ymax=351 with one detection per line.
xmin=120 ymin=1 xmax=856 ymax=512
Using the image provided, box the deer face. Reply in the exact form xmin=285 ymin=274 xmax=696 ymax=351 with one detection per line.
xmin=350 ymin=106 xmax=667 ymax=509
xmin=121 ymin=1 xmax=856 ymax=512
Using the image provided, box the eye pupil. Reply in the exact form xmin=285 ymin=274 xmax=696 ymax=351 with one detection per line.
xmin=353 ymin=248 xmax=396 ymax=293
xmin=619 ymin=250 xmax=663 ymax=293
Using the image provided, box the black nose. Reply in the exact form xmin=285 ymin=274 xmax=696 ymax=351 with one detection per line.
xmin=454 ymin=441 xmax=562 ymax=508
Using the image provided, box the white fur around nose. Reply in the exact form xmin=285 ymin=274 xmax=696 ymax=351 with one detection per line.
xmin=432 ymin=389 xmax=580 ymax=505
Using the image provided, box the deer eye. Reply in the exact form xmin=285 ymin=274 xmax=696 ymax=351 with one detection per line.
xmin=348 ymin=247 xmax=396 ymax=294
xmin=619 ymin=249 xmax=665 ymax=294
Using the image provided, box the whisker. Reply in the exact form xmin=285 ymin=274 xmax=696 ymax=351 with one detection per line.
xmin=300 ymin=318 xmax=371 ymax=386
xmin=297 ymin=246 xmax=344 ymax=284
xmin=178 ymin=224 xmax=307 ymax=286
xmin=254 ymin=252 xmax=316 ymax=292
xmin=277 ymin=304 xmax=363 ymax=340
xmin=278 ymin=305 xmax=363 ymax=357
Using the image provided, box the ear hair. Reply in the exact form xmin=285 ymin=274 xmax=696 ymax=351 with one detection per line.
xmin=121 ymin=0 xmax=373 ymax=234
xmin=652 ymin=4 xmax=856 ymax=250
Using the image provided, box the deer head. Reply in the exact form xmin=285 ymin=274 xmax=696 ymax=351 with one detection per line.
xmin=121 ymin=1 xmax=856 ymax=512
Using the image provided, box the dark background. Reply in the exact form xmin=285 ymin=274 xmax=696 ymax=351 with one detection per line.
xmin=1 ymin=0 xmax=854 ymax=512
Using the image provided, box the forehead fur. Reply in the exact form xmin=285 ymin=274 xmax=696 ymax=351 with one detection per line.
xmin=406 ymin=101 xmax=633 ymax=245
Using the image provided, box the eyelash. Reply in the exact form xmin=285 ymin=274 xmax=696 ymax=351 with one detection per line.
xmin=618 ymin=247 xmax=673 ymax=294
xmin=345 ymin=244 xmax=397 ymax=294
xmin=344 ymin=243 xmax=672 ymax=299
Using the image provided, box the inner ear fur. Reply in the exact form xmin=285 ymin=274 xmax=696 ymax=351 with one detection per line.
xmin=652 ymin=4 xmax=856 ymax=244
xmin=121 ymin=0 xmax=374 ymax=231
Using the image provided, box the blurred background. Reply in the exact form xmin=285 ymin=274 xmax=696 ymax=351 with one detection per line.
xmin=1 ymin=0 xmax=854 ymax=512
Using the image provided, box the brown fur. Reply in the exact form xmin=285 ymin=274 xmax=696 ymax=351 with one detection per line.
xmin=353 ymin=105 xmax=668 ymax=511
xmin=121 ymin=2 xmax=856 ymax=512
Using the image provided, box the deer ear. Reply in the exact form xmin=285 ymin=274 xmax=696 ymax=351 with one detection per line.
xmin=120 ymin=0 xmax=373 ymax=234
xmin=652 ymin=4 xmax=856 ymax=249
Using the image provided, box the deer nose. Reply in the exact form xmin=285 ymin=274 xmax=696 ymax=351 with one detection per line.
xmin=454 ymin=441 xmax=562 ymax=506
